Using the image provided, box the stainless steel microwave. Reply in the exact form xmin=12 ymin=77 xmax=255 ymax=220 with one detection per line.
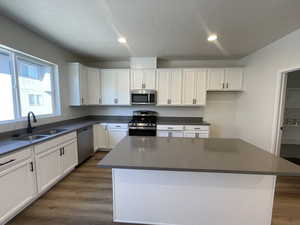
xmin=131 ymin=90 xmax=156 ymax=105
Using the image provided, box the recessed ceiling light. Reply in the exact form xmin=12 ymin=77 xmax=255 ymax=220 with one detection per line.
xmin=118 ymin=37 xmax=127 ymax=44
xmin=207 ymin=34 xmax=218 ymax=42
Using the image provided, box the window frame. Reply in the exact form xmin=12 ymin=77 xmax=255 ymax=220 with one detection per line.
xmin=0 ymin=44 xmax=61 ymax=124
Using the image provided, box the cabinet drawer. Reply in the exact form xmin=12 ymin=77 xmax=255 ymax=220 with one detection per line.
xmin=35 ymin=132 xmax=77 ymax=155
xmin=0 ymin=148 xmax=32 ymax=170
xmin=184 ymin=125 xmax=209 ymax=131
xmin=107 ymin=123 xmax=128 ymax=130
xmin=157 ymin=125 xmax=184 ymax=131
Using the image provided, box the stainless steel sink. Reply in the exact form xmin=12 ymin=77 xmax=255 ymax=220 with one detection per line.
xmin=15 ymin=134 xmax=48 ymax=141
xmin=37 ymin=128 xmax=67 ymax=135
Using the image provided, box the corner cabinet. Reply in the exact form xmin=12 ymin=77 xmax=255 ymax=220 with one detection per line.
xmin=207 ymin=68 xmax=243 ymax=91
xmin=182 ymin=69 xmax=207 ymax=106
xmin=68 ymin=63 xmax=88 ymax=106
xmin=157 ymin=69 xmax=182 ymax=105
xmin=101 ymin=69 xmax=130 ymax=105
xmin=131 ymin=69 xmax=156 ymax=90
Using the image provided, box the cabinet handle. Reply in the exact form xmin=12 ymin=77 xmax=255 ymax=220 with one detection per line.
xmin=0 ymin=159 xmax=15 ymax=167
xmin=30 ymin=162 xmax=34 ymax=172
xmin=222 ymin=83 xmax=225 ymax=89
xmin=59 ymin=148 xmax=63 ymax=156
xmin=81 ymin=97 xmax=84 ymax=104
xmin=193 ymin=99 xmax=197 ymax=104
xmin=62 ymin=147 xmax=65 ymax=155
xmin=142 ymin=83 xmax=146 ymax=89
xmin=99 ymin=97 xmax=102 ymax=104
xmin=167 ymin=127 xmax=173 ymax=130
xmin=167 ymin=99 xmax=171 ymax=104
xmin=168 ymin=132 xmax=172 ymax=137
xmin=226 ymin=83 xmax=229 ymax=89
xmin=114 ymin=98 xmax=118 ymax=104
xmin=196 ymin=133 xmax=199 ymax=138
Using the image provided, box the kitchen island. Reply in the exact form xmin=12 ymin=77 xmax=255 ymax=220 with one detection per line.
xmin=98 ymin=136 xmax=300 ymax=225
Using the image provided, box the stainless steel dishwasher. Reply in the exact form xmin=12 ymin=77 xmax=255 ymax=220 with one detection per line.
xmin=77 ymin=126 xmax=94 ymax=165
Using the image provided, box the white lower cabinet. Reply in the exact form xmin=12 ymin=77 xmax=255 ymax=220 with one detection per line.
xmin=93 ymin=124 xmax=109 ymax=150
xmin=157 ymin=125 xmax=210 ymax=138
xmin=35 ymin=132 xmax=78 ymax=194
xmin=0 ymin=148 xmax=36 ymax=225
xmin=35 ymin=147 xmax=62 ymax=193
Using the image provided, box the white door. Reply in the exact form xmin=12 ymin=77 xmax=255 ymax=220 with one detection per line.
xmin=207 ymin=68 xmax=225 ymax=90
xmin=143 ymin=69 xmax=156 ymax=89
xmin=35 ymin=147 xmax=62 ymax=193
xmin=94 ymin=124 xmax=109 ymax=149
xmin=131 ymin=70 xmax=143 ymax=89
xmin=79 ymin=64 xmax=88 ymax=105
xmin=108 ymin=130 xmax=127 ymax=148
xmin=225 ymin=68 xmax=243 ymax=90
xmin=116 ymin=69 xmax=130 ymax=105
xmin=182 ymin=69 xmax=197 ymax=105
xmin=0 ymin=159 xmax=36 ymax=223
xmin=195 ymin=69 xmax=207 ymax=105
xmin=157 ymin=70 xmax=170 ymax=105
xmin=87 ymin=67 xmax=101 ymax=105
xmin=101 ymin=70 xmax=116 ymax=105
xmin=61 ymin=140 xmax=78 ymax=175
xmin=169 ymin=69 xmax=182 ymax=105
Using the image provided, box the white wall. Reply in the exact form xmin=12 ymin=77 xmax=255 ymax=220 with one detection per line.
xmin=0 ymin=15 xmax=89 ymax=133
xmin=236 ymin=28 xmax=300 ymax=152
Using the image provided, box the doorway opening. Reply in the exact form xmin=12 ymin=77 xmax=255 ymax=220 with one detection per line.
xmin=276 ymin=70 xmax=300 ymax=165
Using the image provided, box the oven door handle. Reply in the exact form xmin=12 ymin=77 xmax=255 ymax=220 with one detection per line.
xmin=129 ymin=127 xmax=156 ymax=130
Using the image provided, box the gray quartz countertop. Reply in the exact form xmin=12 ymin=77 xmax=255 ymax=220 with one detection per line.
xmin=98 ymin=136 xmax=300 ymax=176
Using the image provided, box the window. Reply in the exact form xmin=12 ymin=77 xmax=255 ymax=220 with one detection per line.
xmin=0 ymin=46 xmax=60 ymax=123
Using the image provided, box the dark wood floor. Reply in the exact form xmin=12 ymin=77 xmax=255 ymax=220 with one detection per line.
xmin=7 ymin=152 xmax=300 ymax=225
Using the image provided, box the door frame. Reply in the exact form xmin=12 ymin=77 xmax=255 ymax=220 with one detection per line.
xmin=272 ymin=67 xmax=300 ymax=156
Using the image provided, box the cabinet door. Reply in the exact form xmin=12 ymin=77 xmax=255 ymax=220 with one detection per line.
xmin=157 ymin=131 xmax=169 ymax=137
xmin=131 ymin=70 xmax=143 ymax=89
xmin=195 ymin=69 xmax=207 ymax=105
xmin=116 ymin=70 xmax=130 ymax=105
xmin=157 ymin=131 xmax=183 ymax=137
xmin=108 ymin=130 xmax=127 ymax=148
xmin=182 ymin=69 xmax=196 ymax=105
xmin=143 ymin=69 xmax=156 ymax=89
xmin=207 ymin=68 xmax=225 ymax=90
xmin=225 ymin=68 xmax=243 ymax=90
xmin=101 ymin=70 xmax=116 ymax=105
xmin=35 ymin=147 xmax=61 ymax=193
xmin=169 ymin=69 xmax=182 ymax=105
xmin=79 ymin=65 xmax=88 ymax=105
xmin=94 ymin=124 xmax=109 ymax=149
xmin=87 ymin=67 xmax=101 ymax=105
xmin=0 ymin=159 xmax=36 ymax=223
xmin=61 ymin=140 xmax=78 ymax=175
xmin=184 ymin=131 xmax=196 ymax=138
xmin=171 ymin=131 xmax=184 ymax=137
xmin=157 ymin=70 xmax=170 ymax=105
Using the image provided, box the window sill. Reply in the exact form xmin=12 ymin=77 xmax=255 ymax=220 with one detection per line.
xmin=0 ymin=113 xmax=62 ymax=126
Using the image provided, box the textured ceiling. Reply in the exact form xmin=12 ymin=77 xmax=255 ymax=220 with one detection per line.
xmin=0 ymin=0 xmax=300 ymax=60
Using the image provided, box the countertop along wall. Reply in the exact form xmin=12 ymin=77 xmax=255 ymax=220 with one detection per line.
xmin=0 ymin=14 xmax=90 ymax=133
xmin=236 ymin=28 xmax=300 ymax=153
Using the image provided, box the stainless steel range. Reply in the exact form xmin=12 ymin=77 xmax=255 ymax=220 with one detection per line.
xmin=128 ymin=110 xmax=157 ymax=136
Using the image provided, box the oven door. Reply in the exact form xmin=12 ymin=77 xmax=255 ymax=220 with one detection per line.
xmin=129 ymin=127 xmax=157 ymax=136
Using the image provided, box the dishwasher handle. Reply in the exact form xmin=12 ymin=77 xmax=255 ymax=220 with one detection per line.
xmin=77 ymin=126 xmax=92 ymax=134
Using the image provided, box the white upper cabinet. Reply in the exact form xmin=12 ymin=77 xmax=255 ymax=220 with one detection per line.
xmin=224 ymin=68 xmax=243 ymax=91
xmin=207 ymin=68 xmax=225 ymax=90
xmin=182 ymin=69 xmax=207 ymax=105
xmin=131 ymin=69 xmax=156 ymax=90
xmin=157 ymin=69 xmax=182 ymax=105
xmin=101 ymin=69 xmax=130 ymax=105
xmin=207 ymin=68 xmax=243 ymax=91
xmin=86 ymin=67 xmax=101 ymax=105
xmin=68 ymin=63 xmax=88 ymax=105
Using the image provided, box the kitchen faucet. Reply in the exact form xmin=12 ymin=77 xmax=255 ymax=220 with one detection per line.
xmin=27 ymin=111 xmax=37 ymax=133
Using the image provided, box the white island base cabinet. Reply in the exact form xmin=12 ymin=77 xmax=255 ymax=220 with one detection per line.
xmin=112 ymin=169 xmax=275 ymax=225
